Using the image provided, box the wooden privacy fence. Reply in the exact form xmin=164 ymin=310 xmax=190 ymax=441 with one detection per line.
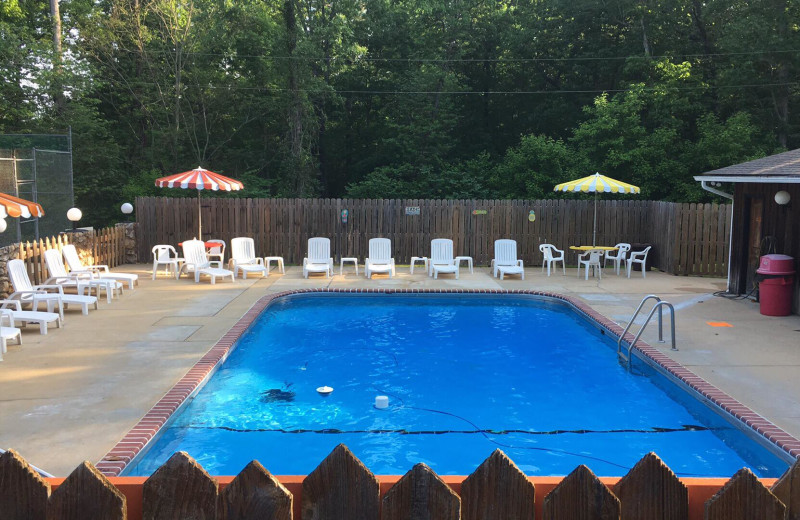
xmin=1 ymin=446 xmax=798 ymax=520
xmin=16 ymin=226 xmax=127 ymax=285
xmin=136 ymin=197 xmax=732 ymax=277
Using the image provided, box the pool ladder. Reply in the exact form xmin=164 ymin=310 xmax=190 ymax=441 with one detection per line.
xmin=617 ymin=295 xmax=677 ymax=370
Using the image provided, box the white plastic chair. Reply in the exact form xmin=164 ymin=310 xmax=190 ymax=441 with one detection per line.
xmin=152 ymin=245 xmax=183 ymax=280
xmin=539 ymin=244 xmax=565 ymax=276
xmin=8 ymin=259 xmax=96 ymax=317
xmin=365 ymin=238 xmax=395 ymax=279
xmin=206 ymin=239 xmax=226 ymax=264
xmin=180 ymin=239 xmax=235 ymax=284
xmin=303 ymin=237 xmax=334 ymax=278
xmin=578 ymin=249 xmax=603 ymax=280
xmin=493 ymin=239 xmax=524 ymax=280
xmin=626 ymin=246 xmax=652 ymax=278
xmin=229 ymin=237 xmax=267 ymax=279
xmin=603 ymin=243 xmax=631 ymax=275
xmin=0 ymin=310 xmax=22 ymax=362
xmin=0 ymin=299 xmax=62 ymax=335
xmin=63 ymin=244 xmax=139 ymax=289
xmin=429 ymin=239 xmax=459 ymax=279
xmin=44 ymin=248 xmax=122 ymax=303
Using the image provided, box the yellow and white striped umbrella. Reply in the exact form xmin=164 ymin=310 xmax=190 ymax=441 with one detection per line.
xmin=554 ymin=172 xmax=640 ymax=194
xmin=554 ymin=173 xmax=640 ymax=245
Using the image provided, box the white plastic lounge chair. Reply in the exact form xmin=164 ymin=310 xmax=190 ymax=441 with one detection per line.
xmin=0 ymin=310 xmax=22 ymax=362
xmin=8 ymin=259 xmax=97 ymax=316
xmin=626 ymin=246 xmax=652 ymax=278
xmin=578 ymin=249 xmax=603 ymax=280
xmin=492 ymin=239 xmax=524 ymax=280
xmin=0 ymin=299 xmax=62 ymax=335
xmin=539 ymin=244 xmax=566 ymax=276
xmin=303 ymin=237 xmax=334 ymax=278
xmin=44 ymin=248 xmax=122 ymax=304
xmin=62 ymin=244 xmax=139 ymax=289
xmin=365 ymin=238 xmax=395 ymax=279
xmin=229 ymin=237 xmax=267 ymax=279
xmin=180 ymin=239 xmax=235 ymax=284
xmin=603 ymin=243 xmax=631 ymax=276
xmin=152 ymin=245 xmax=184 ymax=280
xmin=206 ymin=239 xmax=226 ymax=264
xmin=429 ymin=239 xmax=459 ymax=279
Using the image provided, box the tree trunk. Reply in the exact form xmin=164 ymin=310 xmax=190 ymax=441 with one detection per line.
xmin=284 ymin=0 xmax=306 ymax=195
xmin=49 ymin=0 xmax=64 ymax=115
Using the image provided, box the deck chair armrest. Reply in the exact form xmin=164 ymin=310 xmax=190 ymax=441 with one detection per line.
xmin=302 ymin=258 xmax=309 ymax=267
xmin=209 ymin=261 xmax=223 ymax=269
xmin=0 ymin=299 xmax=22 ymax=311
xmin=33 ymin=284 xmax=66 ymax=294
xmin=86 ymin=264 xmax=110 ymax=273
xmin=517 ymin=260 xmax=524 ymax=268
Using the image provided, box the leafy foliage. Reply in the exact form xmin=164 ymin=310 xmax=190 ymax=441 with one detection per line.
xmin=2 ymin=0 xmax=797 ymax=225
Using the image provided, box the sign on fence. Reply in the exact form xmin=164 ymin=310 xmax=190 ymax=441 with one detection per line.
xmin=405 ymin=206 xmax=420 ymax=215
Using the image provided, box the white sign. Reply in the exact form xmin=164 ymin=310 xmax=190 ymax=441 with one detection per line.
xmin=405 ymin=206 xmax=421 ymax=215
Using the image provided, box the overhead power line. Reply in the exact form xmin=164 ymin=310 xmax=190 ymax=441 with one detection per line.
xmin=94 ymin=80 xmax=799 ymax=95
xmin=114 ymin=47 xmax=800 ymax=63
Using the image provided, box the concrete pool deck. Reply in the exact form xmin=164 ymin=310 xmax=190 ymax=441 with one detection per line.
xmin=0 ymin=263 xmax=798 ymax=476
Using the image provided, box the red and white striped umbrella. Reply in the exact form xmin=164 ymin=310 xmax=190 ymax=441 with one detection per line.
xmin=0 ymin=192 xmax=45 ymax=219
xmin=155 ymin=167 xmax=243 ymax=239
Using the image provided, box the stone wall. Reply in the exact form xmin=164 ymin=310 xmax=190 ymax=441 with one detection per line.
xmin=0 ymin=242 xmax=21 ymax=298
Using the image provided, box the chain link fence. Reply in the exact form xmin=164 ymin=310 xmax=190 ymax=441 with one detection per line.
xmin=0 ymin=133 xmax=74 ymax=247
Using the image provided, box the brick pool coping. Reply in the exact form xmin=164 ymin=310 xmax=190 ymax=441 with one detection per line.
xmin=96 ymin=288 xmax=800 ymax=476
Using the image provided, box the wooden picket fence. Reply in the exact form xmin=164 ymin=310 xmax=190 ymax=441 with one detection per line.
xmin=135 ymin=197 xmax=732 ymax=277
xmin=1 ymin=446 xmax=797 ymax=520
xmin=16 ymin=226 xmax=127 ymax=285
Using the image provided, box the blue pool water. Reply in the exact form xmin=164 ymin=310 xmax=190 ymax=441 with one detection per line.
xmin=125 ymin=294 xmax=789 ymax=477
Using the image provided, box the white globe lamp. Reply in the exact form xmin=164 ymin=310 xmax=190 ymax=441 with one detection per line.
xmin=0 ymin=218 xmax=6 ymax=233
xmin=121 ymin=203 xmax=133 ymax=215
xmin=67 ymin=207 xmax=82 ymax=231
xmin=774 ymin=190 xmax=791 ymax=206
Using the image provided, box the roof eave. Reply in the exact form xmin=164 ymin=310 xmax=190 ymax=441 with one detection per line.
xmin=693 ymin=175 xmax=800 ymax=183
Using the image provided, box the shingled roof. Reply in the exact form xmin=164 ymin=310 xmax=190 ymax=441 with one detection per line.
xmin=694 ymin=148 xmax=800 ymax=183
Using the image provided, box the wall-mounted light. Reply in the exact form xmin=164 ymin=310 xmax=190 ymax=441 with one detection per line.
xmin=0 ymin=218 xmax=6 ymax=233
xmin=774 ymin=190 xmax=791 ymax=206
xmin=67 ymin=207 xmax=83 ymax=230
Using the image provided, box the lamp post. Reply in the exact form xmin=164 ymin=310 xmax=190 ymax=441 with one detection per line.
xmin=67 ymin=207 xmax=82 ymax=231
xmin=121 ymin=202 xmax=133 ymax=222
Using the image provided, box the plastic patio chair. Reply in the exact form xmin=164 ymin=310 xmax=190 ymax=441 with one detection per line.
xmin=44 ymin=248 xmax=122 ymax=303
xmin=206 ymin=239 xmax=226 ymax=264
xmin=578 ymin=249 xmax=603 ymax=280
xmin=626 ymin=246 xmax=652 ymax=278
xmin=303 ymin=237 xmax=334 ymax=278
xmin=62 ymin=244 xmax=139 ymax=289
xmin=603 ymin=243 xmax=631 ymax=275
xmin=365 ymin=238 xmax=395 ymax=279
xmin=493 ymin=239 xmax=524 ymax=280
xmin=539 ymin=244 xmax=565 ymax=276
xmin=180 ymin=239 xmax=235 ymax=284
xmin=152 ymin=245 xmax=184 ymax=280
xmin=429 ymin=239 xmax=459 ymax=279
xmin=0 ymin=310 xmax=22 ymax=362
xmin=0 ymin=299 xmax=62 ymax=335
xmin=229 ymin=237 xmax=267 ymax=279
xmin=7 ymin=258 xmax=96 ymax=317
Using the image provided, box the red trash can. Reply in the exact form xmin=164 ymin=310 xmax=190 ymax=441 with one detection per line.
xmin=756 ymin=254 xmax=795 ymax=317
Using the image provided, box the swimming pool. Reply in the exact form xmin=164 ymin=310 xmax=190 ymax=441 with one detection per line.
xmin=121 ymin=292 xmax=792 ymax=477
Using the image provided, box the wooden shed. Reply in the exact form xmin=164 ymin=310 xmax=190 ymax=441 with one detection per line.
xmin=695 ymin=149 xmax=800 ymax=314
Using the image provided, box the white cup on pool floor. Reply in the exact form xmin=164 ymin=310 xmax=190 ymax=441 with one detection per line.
xmin=375 ymin=395 xmax=389 ymax=409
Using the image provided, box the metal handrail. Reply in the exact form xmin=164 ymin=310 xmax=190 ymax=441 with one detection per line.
xmin=617 ymin=295 xmax=677 ymax=370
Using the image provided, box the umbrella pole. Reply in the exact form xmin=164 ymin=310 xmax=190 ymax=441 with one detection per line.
xmin=197 ymin=191 xmax=202 ymax=240
xmin=592 ymin=193 xmax=597 ymax=246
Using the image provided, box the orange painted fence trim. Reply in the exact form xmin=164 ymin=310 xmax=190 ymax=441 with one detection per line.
xmin=46 ymin=475 xmax=777 ymax=520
